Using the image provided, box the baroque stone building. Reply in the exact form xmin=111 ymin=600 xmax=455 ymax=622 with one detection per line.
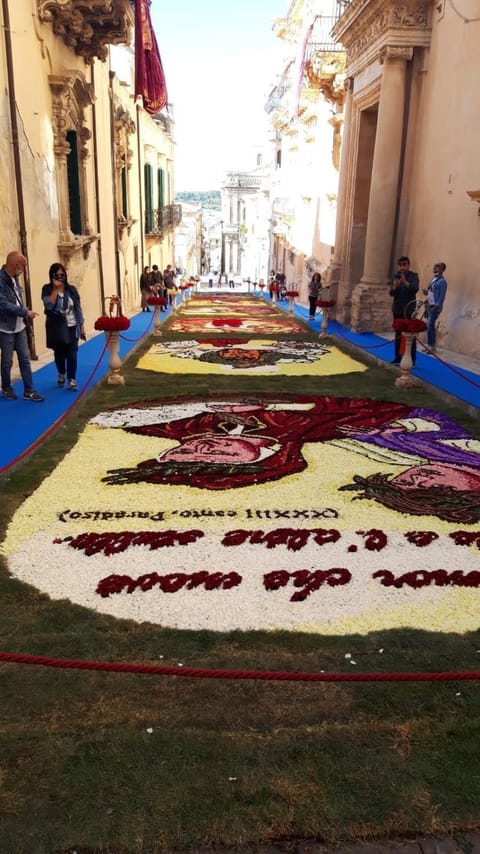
xmin=221 ymin=168 xmax=270 ymax=282
xmin=0 ymin=0 xmax=178 ymax=358
xmin=332 ymin=0 xmax=480 ymax=355
xmin=265 ymin=0 xmax=346 ymax=301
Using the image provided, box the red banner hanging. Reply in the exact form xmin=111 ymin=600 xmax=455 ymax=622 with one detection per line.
xmin=134 ymin=0 xmax=168 ymax=115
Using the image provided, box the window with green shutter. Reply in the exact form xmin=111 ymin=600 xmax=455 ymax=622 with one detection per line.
xmin=66 ymin=130 xmax=82 ymax=235
xmin=144 ymin=163 xmax=153 ymax=232
xmin=158 ymin=167 xmax=165 ymax=209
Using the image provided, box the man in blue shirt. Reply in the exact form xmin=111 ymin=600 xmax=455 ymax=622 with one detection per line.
xmin=423 ymin=262 xmax=447 ymax=352
xmin=0 ymin=251 xmax=44 ymax=401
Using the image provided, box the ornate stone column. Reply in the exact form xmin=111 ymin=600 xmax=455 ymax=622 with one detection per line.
xmin=350 ymin=46 xmax=413 ymax=332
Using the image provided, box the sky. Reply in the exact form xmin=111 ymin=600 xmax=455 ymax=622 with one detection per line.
xmin=150 ymin=0 xmax=289 ymax=191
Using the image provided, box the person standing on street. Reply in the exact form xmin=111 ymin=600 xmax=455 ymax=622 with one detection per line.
xmin=423 ymin=262 xmax=447 ymax=353
xmin=308 ymin=272 xmax=322 ymax=320
xmin=140 ymin=266 xmax=152 ymax=312
xmin=163 ymin=264 xmax=177 ymax=306
xmin=0 ymin=251 xmax=44 ymax=402
xmin=41 ymin=262 xmax=86 ymax=391
xmin=151 ymin=265 xmax=167 ymax=311
xmin=389 ymin=256 xmax=419 ymax=365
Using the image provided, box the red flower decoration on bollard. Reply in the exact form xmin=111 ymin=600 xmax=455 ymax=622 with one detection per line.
xmin=285 ymin=290 xmax=299 ymax=298
xmin=94 ymin=294 xmax=131 ymax=332
xmin=94 ymin=316 xmax=130 ymax=331
xmin=392 ymin=318 xmax=427 ymax=334
xmin=317 ymin=299 xmax=336 ymax=309
xmin=146 ymin=296 xmax=167 ymax=306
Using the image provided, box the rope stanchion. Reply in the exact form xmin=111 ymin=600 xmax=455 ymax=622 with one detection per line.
xmin=1 ymin=652 xmax=479 ymax=683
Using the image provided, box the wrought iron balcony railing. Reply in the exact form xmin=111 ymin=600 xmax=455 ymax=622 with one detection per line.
xmin=145 ymin=203 xmax=182 ymax=236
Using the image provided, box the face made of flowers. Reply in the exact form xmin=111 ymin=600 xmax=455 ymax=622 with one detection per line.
xmin=157 ymin=433 xmax=276 ymax=465
xmin=391 ymin=462 xmax=480 ymax=492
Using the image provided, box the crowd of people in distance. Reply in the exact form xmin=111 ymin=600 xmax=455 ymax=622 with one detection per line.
xmin=0 ymin=248 xmax=449 ymax=405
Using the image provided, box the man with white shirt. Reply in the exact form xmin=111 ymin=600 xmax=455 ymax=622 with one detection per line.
xmin=0 ymin=251 xmax=44 ymax=401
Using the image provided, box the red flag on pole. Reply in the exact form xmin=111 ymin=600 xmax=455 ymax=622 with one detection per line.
xmin=135 ymin=0 xmax=168 ymax=115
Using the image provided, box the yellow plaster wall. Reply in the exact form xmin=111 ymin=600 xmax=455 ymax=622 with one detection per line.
xmin=0 ymin=4 xmax=175 ymax=351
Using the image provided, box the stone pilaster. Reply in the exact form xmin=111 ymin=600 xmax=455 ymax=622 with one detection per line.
xmin=350 ymin=47 xmax=413 ymax=332
xmin=326 ymin=77 xmax=354 ymax=324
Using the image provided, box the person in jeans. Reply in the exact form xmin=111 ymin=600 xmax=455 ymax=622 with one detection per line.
xmin=389 ymin=256 xmax=419 ymax=366
xmin=41 ymin=262 xmax=86 ymax=391
xmin=423 ymin=262 xmax=447 ymax=352
xmin=308 ymin=272 xmax=322 ymax=319
xmin=0 ymin=251 xmax=44 ymax=402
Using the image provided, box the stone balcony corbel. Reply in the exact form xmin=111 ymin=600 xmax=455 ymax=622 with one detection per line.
xmin=37 ymin=0 xmax=134 ymax=63
xmin=58 ymin=233 xmax=99 ymax=265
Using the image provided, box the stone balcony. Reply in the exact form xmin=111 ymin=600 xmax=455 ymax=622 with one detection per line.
xmin=37 ymin=0 xmax=134 ymax=63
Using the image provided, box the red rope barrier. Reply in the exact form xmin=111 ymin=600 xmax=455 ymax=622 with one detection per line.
xmin=120 ymin=312 xmax=154 ymax=342
xmin=1 ymin=652 xmax=479 ymax=683
xmin=333 ymin=326 xmax=480 ymax=389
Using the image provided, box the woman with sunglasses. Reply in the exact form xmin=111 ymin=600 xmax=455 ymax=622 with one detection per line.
xmin=41 ymin=263 xmax=86 ymax=391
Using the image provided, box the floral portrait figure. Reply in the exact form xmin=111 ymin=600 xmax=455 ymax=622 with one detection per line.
xmin=98 ymin=396 xmax=411 ymax=490
xmin=337 ymin=409 xmax=480 ymax=523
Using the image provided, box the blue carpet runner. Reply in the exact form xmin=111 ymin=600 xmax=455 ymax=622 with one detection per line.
xmin=1 ymin=299 xmax=478 ymax=471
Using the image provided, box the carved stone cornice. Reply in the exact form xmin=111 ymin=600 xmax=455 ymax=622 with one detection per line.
xmin=49 ymin=73 xmax=94 ymax=158
xmin=332 ymin=0 xmax=431 ymax=76
xmin=38 ymin=0 xmax=134 ymax=63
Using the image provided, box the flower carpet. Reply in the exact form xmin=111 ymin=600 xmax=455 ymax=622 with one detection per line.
xmin=137 ymin=338 xmax=366 ymax=376
xmin=2 ymin=294 xmax=480 ymax=636
xmin=167 ymin=292 xmax=305 ymax=334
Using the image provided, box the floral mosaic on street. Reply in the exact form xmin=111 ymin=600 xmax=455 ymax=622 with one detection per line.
xmin=167 ymin=293 xmax=306 ymax=334
xmin=4 ymin=391 xmax=480 ymax=635
xmin=137 ymin=339 xmax=367 ymax=376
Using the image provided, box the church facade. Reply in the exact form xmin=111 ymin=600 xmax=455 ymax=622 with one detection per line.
xmin=331 ymin=0 xmax=480 ymax=356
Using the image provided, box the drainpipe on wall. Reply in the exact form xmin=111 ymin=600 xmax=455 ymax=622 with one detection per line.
xmin=90 ymin=64 xmax=106 ymax=309
xmin=2 ymin=0 xmax=37 ymax=358
xmin=136 ymin=103 xmax=144 ymax=273
xmin=108 ymin=69 xmax=122 ymax=301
